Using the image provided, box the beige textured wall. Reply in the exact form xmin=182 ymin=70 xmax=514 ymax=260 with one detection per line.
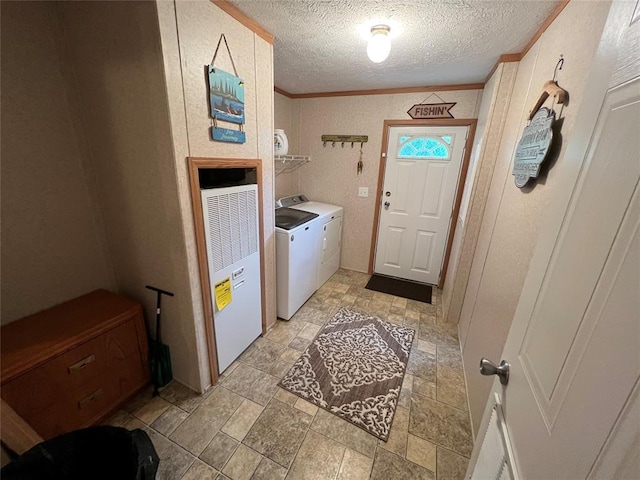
xmin=171 ymin=0 xmax=276 ymax=321
xmin=274 ymin=92 xmax=301 ymax=199
xmin=59 ymin=1 xmax=202 ymax=390
xmin=1 ymin=1 xmax=115 ymax=324
xmin=458 ymin=0 xmax=612 ymax=435
xmin=274 ymin=92 xmax=300 ymax=153
xmin=156 ymin=0 xmax=276 ymax=387
xmin=442 ymin=63 xmax=519 ymax=321
xmin=295 ymin=90 xmax=483 ymax=273
xmin=441 ymin=71 xmax=501 ymax=316
xmin=2 ymin=0 xmax=274 ymax=392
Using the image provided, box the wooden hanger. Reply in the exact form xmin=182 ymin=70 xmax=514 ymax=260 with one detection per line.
xmin=529 ymin=80 xmax=567 ymax=120
xmin=529 ymin=57 xmax=568 ymax=120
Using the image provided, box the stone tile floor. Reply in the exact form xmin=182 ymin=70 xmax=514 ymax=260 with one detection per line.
xmin=107 ymin=269 xmax=473 ymax=480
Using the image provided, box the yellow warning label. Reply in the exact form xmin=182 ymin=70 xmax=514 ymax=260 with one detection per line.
xmin=214 ymin=277 xmax=232 ymax=311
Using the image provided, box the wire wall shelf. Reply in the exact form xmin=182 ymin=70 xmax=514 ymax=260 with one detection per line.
xmin=274 ymin=155 xmax=311 ymax=176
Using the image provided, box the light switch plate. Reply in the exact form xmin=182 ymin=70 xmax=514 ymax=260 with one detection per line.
xmin=358 ymin=187 xmax=369 ymax=197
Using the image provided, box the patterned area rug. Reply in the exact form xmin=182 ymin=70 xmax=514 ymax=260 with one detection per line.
xmin=279 ymin=308 xmax=415 ymax=441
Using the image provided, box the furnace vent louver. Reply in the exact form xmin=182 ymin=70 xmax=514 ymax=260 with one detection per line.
xmin=471 ymin=394 xmax=518 ymax=480
xmin=206 ymin=187 xmax=258 ymax=274
xmin=200 ymin=182 xmax=262 ymax=373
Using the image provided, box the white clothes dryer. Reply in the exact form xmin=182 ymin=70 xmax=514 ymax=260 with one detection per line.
xmin=277 ymin=195 xmax=343 ymax=289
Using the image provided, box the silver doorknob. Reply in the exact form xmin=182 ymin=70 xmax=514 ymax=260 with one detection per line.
xmin=479 ymin=358 xmax=510 ymax=385
xmin=384 ymin=201 xmax=390 ymax=209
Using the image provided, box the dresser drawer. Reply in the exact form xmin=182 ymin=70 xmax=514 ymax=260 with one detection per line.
xmin=0 ymin=290 xmax=149 ymax=440
xmin=62 ymin=316 xmax=141 ymax=384
xmin=20 ymin=354 xmax=147 ymax=439
xmin=1 ymin=318 xmax=142 ymax=418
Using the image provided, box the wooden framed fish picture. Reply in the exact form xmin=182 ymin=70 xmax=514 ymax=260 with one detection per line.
xmin=207 ymin=66 xmax=246 ymax=144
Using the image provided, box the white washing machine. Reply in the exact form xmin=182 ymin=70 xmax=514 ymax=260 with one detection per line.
xmin=275 ymin=207 xmax=320 ymax=320
xmin=277 ymin=195 xmax=343 ymax=289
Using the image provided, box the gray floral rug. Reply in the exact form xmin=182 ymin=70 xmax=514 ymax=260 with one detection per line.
xmin=278 ymin=307 xmax=414 ymax=441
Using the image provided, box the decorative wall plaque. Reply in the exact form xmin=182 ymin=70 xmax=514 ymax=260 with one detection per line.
xmin=512 ymin=107 xmax=555 ymax=188
xmin=207 ymin=34 xmax=246 ymax=144
xmin=407 ymin=102 xmax=456 ymax=119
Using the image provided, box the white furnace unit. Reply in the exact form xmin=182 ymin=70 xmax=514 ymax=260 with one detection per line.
xmin=201 ymin=184 xmax=262 ymax=373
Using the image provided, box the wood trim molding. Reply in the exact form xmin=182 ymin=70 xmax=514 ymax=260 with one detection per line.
xmin=368 ymin=123 xmax=393 ymax=275
xmin=484 ymin=0 xmax=571 ymax=82
xmin=274 ymin=86 xmax=294 ymax=98
xmin=188 ymin=159 xmax=219 ymax=385
xmin=187 ymin=157 xmax=267 ymax=386
xmin=520 ymin=0 xmax=570 ymax=59
xmin=485 ymin=53 xmax=522 ymax=83
xmin=210 ymin=0 xmax=274 ymax=44
xmin=283 ymin=83 xmax=485 ymax=99
xmin=380 ymin=119 xmax=479 ymax=128
xmin=439 ymin=120 xmax=477 ymax=287
xmin=368 ymin=119 xmax=478 ymax=289
xmin=498 ymin=53 xmax=522 ymax=63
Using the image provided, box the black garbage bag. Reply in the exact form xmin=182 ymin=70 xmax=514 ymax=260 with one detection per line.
xmin=1 ymin=426 xmax=159 ymax=480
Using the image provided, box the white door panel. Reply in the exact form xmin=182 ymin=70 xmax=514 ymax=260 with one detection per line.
xmin=420 ymin=163 xmax=447 ymax=217
xmin=382 ymin=227 xmax=405 ymax=268
xmin=507 ymin=78 xmax=639 ymax=478
xmin=470 ymin=3 xmax=639 ymax=477
xmin=393 ymin=163 xmax=413 ymax=213
xmin=412 ymin=230 xmax=435 ymax=273
xmin=375 ymin=125 xmax=468 ymax=284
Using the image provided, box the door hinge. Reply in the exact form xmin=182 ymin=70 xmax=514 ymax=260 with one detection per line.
xmin=382 ymin=152 xmax=387 ymax=158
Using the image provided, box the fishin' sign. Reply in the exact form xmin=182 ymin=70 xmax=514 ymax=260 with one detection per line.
xmin=407 ymin=102 xmax=456 ymax=119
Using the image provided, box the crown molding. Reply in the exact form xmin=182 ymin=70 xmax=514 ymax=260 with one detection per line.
xmin=274 ymin=86 xmax=294 ymax=98
xmin=210 ymin=0 xmax=274 ymax=44
xmin=484 ymin=0 xmax=570 ymax=82
xmin=274 ymin=83 xmax=485 ymax=99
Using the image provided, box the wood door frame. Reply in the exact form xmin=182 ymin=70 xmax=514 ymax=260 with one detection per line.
xmin=368 ymin=119 xmax=477 ymax=288
xmin=187 ymin=157 xmax=267 ymax=386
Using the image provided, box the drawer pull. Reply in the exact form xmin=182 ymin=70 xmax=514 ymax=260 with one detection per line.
xmin=68 ymin=354 xmax=96 ymax=373
xmin=78 ymin=388 xmax=104 ymax=409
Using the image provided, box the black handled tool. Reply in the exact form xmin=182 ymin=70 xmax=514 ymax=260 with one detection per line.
xmin=145 ymin=285 xmax=174 ymax=397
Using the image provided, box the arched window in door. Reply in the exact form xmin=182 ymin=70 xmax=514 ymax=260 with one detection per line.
xmin=397 ymin=135 xmax=451 ymax=160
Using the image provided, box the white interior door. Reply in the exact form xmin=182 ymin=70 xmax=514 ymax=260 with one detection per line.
xmin=470 ymin=3 xmax=640 ymax=478
xmin=374 ymin=125 xmax=468 ymax=284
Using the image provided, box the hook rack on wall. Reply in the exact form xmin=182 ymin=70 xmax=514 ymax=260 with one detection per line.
xmin=322 ymin=135 xmax=368 ymax=148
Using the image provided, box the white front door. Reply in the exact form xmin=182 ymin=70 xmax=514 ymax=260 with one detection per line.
xmin=470 ymin=3 xmax=640 ymax=478
xmin=374 ymin=125 xmax=468 ymax=284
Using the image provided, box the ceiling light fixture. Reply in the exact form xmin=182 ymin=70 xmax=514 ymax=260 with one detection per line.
xmin=367 ymin=25 xmax=391 ymax=63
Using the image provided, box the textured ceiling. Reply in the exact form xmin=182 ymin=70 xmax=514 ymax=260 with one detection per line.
xmin=229 ymin=0 xmax=561 ymax=94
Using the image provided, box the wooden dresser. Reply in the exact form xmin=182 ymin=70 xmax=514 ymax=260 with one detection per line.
xmin=0 ymin=290 xmax=149 ymax=440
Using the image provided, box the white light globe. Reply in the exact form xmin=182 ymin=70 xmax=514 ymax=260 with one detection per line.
xmin=367 ymin=26 xmax=391 ymax=63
